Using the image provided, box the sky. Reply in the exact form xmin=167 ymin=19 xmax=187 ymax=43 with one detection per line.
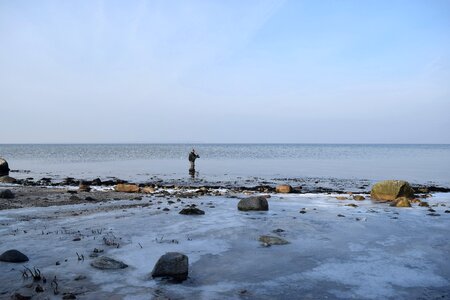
xmin=0 ymin=0 xmax=449 ymax=143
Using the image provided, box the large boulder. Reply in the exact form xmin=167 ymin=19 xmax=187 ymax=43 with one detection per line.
xmin=90 ymin=256 xmax=128 ymax=270
xmin=237 ymin=196 xmax=269 ymax=211
xmin=115 ymin=183 xmax=140 ymax=193
xmin=0 ymin=249 xmax=29 ymax=263
xmin=0 ymin=176 xmax=16 ymax=184
xmin=0 ymin=189 xmax=14 ymax=199
xmin=152 ymin=252 xmax=188 ymax=282
xmin=370 ymin=180 xmax=415 ymax=201
xmin=275 ymin=184 xmax=292 ymax=193
xmin=0 ymin=158 xmax=9 ymax=176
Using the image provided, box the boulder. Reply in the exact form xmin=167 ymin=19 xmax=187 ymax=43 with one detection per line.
xmin=0 ymin=176 xmax=17 ymax=184
xmin=258 ymin=235 xmax=289 ymax=246
xmin=237 ymin=196 xmax=269 ymax=211
xmin=335 ymin=196 xmax=347 ymax=200
xmin=353 ymin=195 xmax=365 ymax=201
xmin=419 ymin=201 xmax=429 ymax=207
xmin=152 ymin=252 xmax=188 ymax=282
xmin=115 ymin=183 xmax=140 ymax=193
xmin=275 ymin=184 xmax=292 ymax=193
xmin=0 ymin=158 xmax=9 ymax=176
xmin=90 ymin=256 xmax=128 ymax=270
xmin=179 ymin=207 xmax=205 ymax=215
xmin=0 ymin=249 xmax=29 ymax=263
xmin=391 ymin=197 xmax=412 ymax=208
xmin=0 ymin=189 xmax=14 ymax=199
xmin=370 ymin=180 xmax=415 ymax=201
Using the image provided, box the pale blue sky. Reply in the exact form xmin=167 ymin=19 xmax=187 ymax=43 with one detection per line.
xmin=1 ymin=0 xmax=449 ymax=143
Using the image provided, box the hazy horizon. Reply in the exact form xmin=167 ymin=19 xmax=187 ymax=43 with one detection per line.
xmin=1 ymin=0 xmax=449 ymax=144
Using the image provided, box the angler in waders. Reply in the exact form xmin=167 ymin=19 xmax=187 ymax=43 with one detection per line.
xmin=188 ymin=149 xmax=200 ymax=176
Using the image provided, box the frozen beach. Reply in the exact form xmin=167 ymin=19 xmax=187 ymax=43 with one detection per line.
xmin=1 ymin=191 xmax=449 ymax=299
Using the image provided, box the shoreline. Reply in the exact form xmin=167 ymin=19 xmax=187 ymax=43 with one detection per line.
xmin=1 ymin=174 xmax=450 ymax=211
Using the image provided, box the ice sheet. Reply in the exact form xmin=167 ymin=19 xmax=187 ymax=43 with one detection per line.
xmin=0 ymin=193 xmax=449 ymax=299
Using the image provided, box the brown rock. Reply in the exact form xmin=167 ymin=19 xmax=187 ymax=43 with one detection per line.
xmin=371 ymin=180 xmax=415 ymax=201
xmin=141 ymin=186 xmax=155 ymax=194
xmin=0 ymin=175 xmax=16 ymax=184
xmin=419 ymin=201 xmax=429 ymax=207
xmin=115 ymin=184 xmax=140 ymax=193
xmin=392 ymin=197 xmax=411 ymax=207
xmin=353 ymin=195 xmax=365 ymax=201
xmin=275 ymin=184 xmax=292 ymax=193
xmin=335 ymin=196 xmax=348 ymax=200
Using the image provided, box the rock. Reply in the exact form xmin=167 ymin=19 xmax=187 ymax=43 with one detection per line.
xmin=115 ymin=183 xmax=140 ymax=193
xmin=90 ymin=256 xmax=128 ymax=270
xmin=0 ymin=249 xmax=29 ymax=263
xmin=91 ymin=178 xmax=102 ymax=185
xmin=258 ymin=235 xmax=289 ymax=246
xmin=335 ymin=196 xmax=347 ymax=200
xmin=0 ymin=189 xmax=14 ymax=199
xmin=0 ymin=175 xmax=17 ymax=184
xmin=275 ymin=184 xmax=292 ymax=193
xmin=85 ymin=196 xmax=96 ymax=201
xmin=179 ymin=207 xmax=205 ymax=215
xmin=11 ymin=289 xmax=32 ymax=300
xmin=141 ymin=186 xmax=155 ymax=194
xmin=346 ymin=203 xmax=358 ymax=208
xmin=391 ymin=197 xmax=411 ymax=207
xmin=370 ymin=180 xmax=415 ymax=201
xmin=0 ymin=158 xmax=10 ymax=176
xmin=69 ymin=195 xmax=80 ymax=201
xmin=78 ymin=181 xmax=91 ymax=192
xmin=353 ymin=195 xmax=365 ymax=201
xmin=419 ymin=201 xmax=429 ymax=207
xmin=62 ymin=293 xmax=77 ymax=299
xmin=237 ymin=196 xmax=269 ymax=211
xmin=152 ymin=252 xmax=189 ymax=282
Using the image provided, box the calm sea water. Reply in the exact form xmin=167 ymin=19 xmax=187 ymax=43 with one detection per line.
xmin=1 ymin=144 xmax=449 ymax=185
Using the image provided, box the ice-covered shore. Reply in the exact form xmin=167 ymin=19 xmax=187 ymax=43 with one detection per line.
xmin=0 ymin=193 xmax=449 ymax=299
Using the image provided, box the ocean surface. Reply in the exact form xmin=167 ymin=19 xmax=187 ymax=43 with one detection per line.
xmin=1 ymin=144 xmax=450 ymax=186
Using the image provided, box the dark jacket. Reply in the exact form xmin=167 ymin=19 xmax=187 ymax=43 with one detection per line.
xmin=189 ymin=151 xmax=199 ymax=162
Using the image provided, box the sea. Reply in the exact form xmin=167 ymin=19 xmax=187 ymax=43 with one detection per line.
xmin=1 ymin=144 xmax=450 ymax=186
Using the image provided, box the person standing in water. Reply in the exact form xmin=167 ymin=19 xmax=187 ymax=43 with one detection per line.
xmin=188 ymin=149 xmax=200 ymax=175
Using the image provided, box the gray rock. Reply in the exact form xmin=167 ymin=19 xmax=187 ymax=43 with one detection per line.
xmin=237 ymin=196 xmax=269 ymax=211
xmin=0 ymin=175 xmax=16 ymax=184
xmin=152 ymin=252 xmax=188 ymax=282
xmin=0 ymin=158 xmax=9 ymax=176
xmin=0 ymin=189 xmax=14 ymax=199
xmin=11 ymin=289 xmax=32 ymax=300
xmin=90 ymin=256 xmax=128 ymax=270
xmin=179 ymin=207 xmax=205 ymax=215
xmin=0 ymin=249 xmax=29 ymax=263
xmin=259 ymin=235 xmax=289 ymax=246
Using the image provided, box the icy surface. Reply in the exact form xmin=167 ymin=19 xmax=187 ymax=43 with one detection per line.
xmin=0 ymin=194 xmax=449 ymax=299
